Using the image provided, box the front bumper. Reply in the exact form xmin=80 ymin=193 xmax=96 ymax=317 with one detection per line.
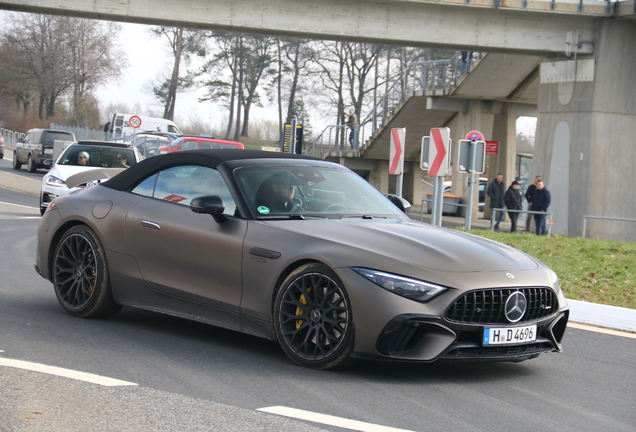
xmin=371 ymin=309 xmax=569 ymax=363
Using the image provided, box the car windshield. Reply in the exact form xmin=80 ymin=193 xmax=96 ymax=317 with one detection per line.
xmin=58 ymin=146 xmax=137 ymax=168
xmin=235 ymin=165 xmax=404 ymax=219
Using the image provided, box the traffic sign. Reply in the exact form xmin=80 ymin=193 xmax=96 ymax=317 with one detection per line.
xmin=428 ymin=127 xmax=450 ymax=176
xmin=390 ymin=128 xmax=405 ymax=175
xmin=465 ymin=130 xmax=484 ymax=141
xmin=457 ymin=140 xmax=486 ymax=173
xmin=485 ymin=140 xmax=499 ymax=155
xmin=129 ymin=115 xmax=142 ymax=129
xmin=420 ymin=136 xmax=430 ymax=170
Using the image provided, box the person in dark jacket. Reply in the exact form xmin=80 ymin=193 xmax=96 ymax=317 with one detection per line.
xmin=487 ymin=173 xmax=505 ymax=231
xmin=504 ymin=180 xmax=523 ymax=233
xmin=530 ymin=180 xmax=551 ymax=235
xmin=525 ymin=175 xmax=541 ymax=232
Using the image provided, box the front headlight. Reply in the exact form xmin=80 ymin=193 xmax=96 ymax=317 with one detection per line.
xmin=46 ymin=175 xmax=66 ymax=187
xmin=352 ymin=268 xmax=447 ymax=302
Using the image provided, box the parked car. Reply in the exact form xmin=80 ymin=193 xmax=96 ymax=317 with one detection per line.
xmin=0 ymin=134 xmax=4 ymax=159
xmin=35 ymin=150 xmax=568 ymax=369
xmin=158 ymin=136 xmax=244 ymax=154
xmin=14 ymin=129 xmax=76 ymax=172
xmin=444 ymin=177 xmax=487 ymax=212
xmin=131 ymin=134 xmax=171 ymax=158
xmin=40 ymin=141 xmax=142 ymax=215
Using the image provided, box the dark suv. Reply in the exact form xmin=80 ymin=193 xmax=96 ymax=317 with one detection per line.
xmin=13 ymin=129 xmax=76 ymax=172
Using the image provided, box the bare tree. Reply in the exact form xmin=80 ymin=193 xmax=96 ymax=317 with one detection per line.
xmin=1 ymin=13 xmax=127 ymax=123
xmin=150 ymin=26 xmax=206 ymax=121
xmin=64 ymin=19 xmax=126 ymax=126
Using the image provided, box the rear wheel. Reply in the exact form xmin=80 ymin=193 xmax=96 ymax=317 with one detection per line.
xmin=12 ymin=152 xmax=21 ymax=169
xmin=274 ymin=263 xmax=354 ymax=369
xmin=27 ymin=155 xmax=37 ymax=173
xmin=52 ymin=225 xmax=121 ymax=318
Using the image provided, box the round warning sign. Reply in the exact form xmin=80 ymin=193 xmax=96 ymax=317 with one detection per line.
xmin=465 ymin=130 xmax=485 ymax=141
xmin=129 ymin=115 xmax=142 ymax=129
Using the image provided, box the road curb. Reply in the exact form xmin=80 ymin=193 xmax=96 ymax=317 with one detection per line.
xmin=567 ymin=299 xmax=636 ymax=333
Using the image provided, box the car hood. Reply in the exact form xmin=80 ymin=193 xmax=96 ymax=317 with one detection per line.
xmin=266 ymin=218 xmax=539 ymax=273
xmin=50 ymin=165 xmax=126 ymax=188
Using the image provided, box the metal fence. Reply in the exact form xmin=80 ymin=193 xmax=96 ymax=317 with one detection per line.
xmin=0 ymin=128 xmax=26 ymax=150
xmin=50 ymin=123 xmax=118 ymax=141
xmin=582 ymin=215 xmax=636 ymax=238
xmin=491 ymin=208 xmax=553 ymax=236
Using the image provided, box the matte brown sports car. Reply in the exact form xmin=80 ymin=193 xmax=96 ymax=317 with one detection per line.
xmin=35 ymin=150 xmax=569 ymax=369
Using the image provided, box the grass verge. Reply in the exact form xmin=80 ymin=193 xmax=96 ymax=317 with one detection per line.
xmin=457 ymin=230 xmax=636 ymax=310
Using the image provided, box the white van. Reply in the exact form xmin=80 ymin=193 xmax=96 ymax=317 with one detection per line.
xmin=106 ymin=114 xmax=181 ymax=140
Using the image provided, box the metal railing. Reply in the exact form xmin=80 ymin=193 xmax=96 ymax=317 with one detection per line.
xmin=307 ymin=51 xmax=483 ymax=158
xmin=582 ymin=215 xmax=636 ymax=238
xmin=50 ymin=123 xmax=124 ymax=141
xmin=491 ymin=208 xmax=553 ymax=236
xmin=0 ymin=128 xmax=26 ymax=149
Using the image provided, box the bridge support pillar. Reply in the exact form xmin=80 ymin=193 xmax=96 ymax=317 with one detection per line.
xmin=490 ymin=103 xmax=519 ymax=222
xmin=449 ymin=100 xmax=493 ymax=219
xmin=535 ymin=19 xmax=636 ymax=241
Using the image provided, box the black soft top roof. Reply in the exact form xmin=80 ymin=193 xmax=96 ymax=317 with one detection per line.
xmin=102 ymin=149 xmax=319 ymax=191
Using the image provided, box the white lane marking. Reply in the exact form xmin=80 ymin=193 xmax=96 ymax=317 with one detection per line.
xmin=257 ymin=406 xmax=416 ymax=432
xmin=0 ymin=357 xmax=138 ymax=387
xmin=568 ymin=322 xmax=636 ymax=339
xmin=0 ymin=201 xmax=39 ymax=210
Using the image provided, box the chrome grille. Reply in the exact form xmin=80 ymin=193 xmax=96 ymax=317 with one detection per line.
xmin=445 ymin=287 xmax=557 ymax=324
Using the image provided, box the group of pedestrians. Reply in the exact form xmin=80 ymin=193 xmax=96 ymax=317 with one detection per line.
xmin=487 ymin=174 xmax=551 ymax=235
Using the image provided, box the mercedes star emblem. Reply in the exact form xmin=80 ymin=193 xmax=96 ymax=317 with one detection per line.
xmin=504 ymin=291 xmax=527 ymax=323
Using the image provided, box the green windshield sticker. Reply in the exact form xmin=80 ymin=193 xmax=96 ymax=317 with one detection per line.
xmin=257 ymin=206 xmax=270 ymax=214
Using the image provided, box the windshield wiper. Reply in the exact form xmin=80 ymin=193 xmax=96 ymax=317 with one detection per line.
xmin=341 ymin=215 xmax=388 ymax=220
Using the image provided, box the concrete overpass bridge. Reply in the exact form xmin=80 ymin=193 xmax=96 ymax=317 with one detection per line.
xmin=1 ymin=0 xmax=634 ymax=240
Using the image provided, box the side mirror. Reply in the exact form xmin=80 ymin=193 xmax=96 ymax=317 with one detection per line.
xmin=17 ymin=138 xmax=24 ymax=143
xmin=190 ymin=195 xmax=228 ymax=223
xmin=43 ymin=159 xmax=54 ymax=168
xmin=385 ymin=194 xmax=411 ymax=214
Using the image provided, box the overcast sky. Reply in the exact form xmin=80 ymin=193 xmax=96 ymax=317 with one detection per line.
xmin=1 ymin=12 xmax=534 ymax=138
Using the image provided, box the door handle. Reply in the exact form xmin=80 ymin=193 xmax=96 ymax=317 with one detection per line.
xmin=141 ymin=220 xmax=160 ymax=230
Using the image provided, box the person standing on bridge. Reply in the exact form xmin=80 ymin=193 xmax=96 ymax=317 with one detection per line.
xmin=346 ymin=109 xmax=358 ymax=150
xmin=487 ymin=173 xmax=505 ymax=232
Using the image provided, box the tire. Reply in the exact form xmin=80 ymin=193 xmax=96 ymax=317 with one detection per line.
xmin=27 ymin=155 xmax=37 ymax=173
xmin=12 ymin=152 xmax=21 ymax=170
xmin=52 ymin=225 xmax=121 ymax=318
xmin=274 ymin=263 xmax=354 ymax=370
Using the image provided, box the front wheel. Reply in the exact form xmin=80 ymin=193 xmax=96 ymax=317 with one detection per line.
xmin=274 ymin=263 xmax=354 ymax=369
xmin=52 ymin=225 xmax=121 ymax=318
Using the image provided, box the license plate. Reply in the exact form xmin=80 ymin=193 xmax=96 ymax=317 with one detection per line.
xmin=44 ymin=148 xmax=53 ymax=154
xmin=483 ymin=324 xmax=537 ymax=346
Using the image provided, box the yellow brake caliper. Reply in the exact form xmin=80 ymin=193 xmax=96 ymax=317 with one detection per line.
xmin=295 ymin=287 xmax=312 ymax=329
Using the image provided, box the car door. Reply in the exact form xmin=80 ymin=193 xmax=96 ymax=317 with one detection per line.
xmin=125 ymin=165 xmax=246 ymax=312
xmin=17 ymin=131 xmax=32 ymax=163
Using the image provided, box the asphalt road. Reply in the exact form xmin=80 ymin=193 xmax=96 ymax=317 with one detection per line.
xmin=0 ymin=175 xmax=635 ymax=432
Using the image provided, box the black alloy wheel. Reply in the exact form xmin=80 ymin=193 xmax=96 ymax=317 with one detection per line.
xmin=274 ymin=263 xmax=354 ymax=369
xmin=52 ymin=225 xmax=121 ymax=318
xmin=12 ymin=152 xmax=21 ymax=169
